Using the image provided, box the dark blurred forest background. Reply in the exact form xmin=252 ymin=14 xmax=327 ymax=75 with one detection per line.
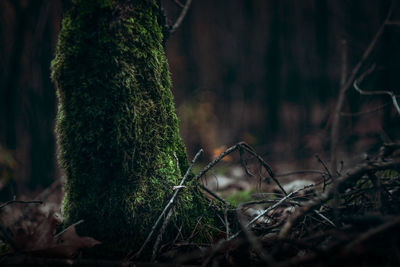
xmin=1 ymin=0 xmax=399 ymax=198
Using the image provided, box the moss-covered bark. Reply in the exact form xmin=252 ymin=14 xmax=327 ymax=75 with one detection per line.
xmin=51 ymin=0 xmax=218 ymax=256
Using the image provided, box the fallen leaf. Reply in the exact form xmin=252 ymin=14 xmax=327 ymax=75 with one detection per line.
xmin=11 ymin=212 xmax=101 ymax=258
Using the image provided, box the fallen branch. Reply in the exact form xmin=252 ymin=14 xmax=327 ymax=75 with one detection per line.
xmin=277 ymin=215 xmax=400 ymax=267
xmin=170 ymin=0 xmax=192 ymax=34
xmin=202 ymin=185 xmax=311 ymax=266
xmin=279 ymin=156 xmax=400 ymax=239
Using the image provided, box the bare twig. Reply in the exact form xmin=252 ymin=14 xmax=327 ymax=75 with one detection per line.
xmin=173 ymin=0 xmax=185 ymax=8
xmin=276 ymin=170 xmax=327 ymax=177
xmin=313 ymin=210 xmax=336 ymax=227
xmin=228 ymin=185 xmax=312 ymax=242
xmin=224 ymin=206 xmax=230 ymax=239
xmin=237 ymin=142 xmax=287 ymax=195
xmin=236 ymin=204 xmax=273 ymax=264
xmin=151 ymin=208 xmax=174 ymax=262
xmin=315 ymin=155 xmax=332 ymax=178
xmin=202 ymin=185 xmax=312 ymax=266
xmin=54 ymin=219 xmax=84 ymax=238
xmin=194 ymin=142 xmax=285 ymax=195
xmin=241 ymin=199 xmax=301 ymax=207
xmin=199 ymin=184 xmax=230 ymax=205
xmin=315 ymin=154 xmax=332 ymax=192
xmin=330 ymin=39 xmax=348 ymax=176
xmin=237 ymin=143 xmax=274 ymax=179
xmin=0 ymin=200 xmax=42 ymax=210
xmin=330 ymin=3 xmax=394 ymax=175
xmin=353 ymin=65 xmax=400 ymax=115
xmin=193 ymin=144 xmax=239 ymax=181
xmin=15 ymin=180 xmax=61 ymax=225
xmin=170 ymin=0 xmax=192 ymax=34
xmin=187 ymin=216 xmax=203 ymax=241
xmin=279 ymin=156 xmax=400 ymax=239
xmin=129 ymin=149 xmax=203 ymax=260
xmin=239 ymin=146 xmax=255 ymax=177
xmin=344 ymin=1 xmax=392 ymax=92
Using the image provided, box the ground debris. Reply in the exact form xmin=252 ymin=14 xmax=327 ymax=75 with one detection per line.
xmin=0 ymin=145 xmax=399 ymax=266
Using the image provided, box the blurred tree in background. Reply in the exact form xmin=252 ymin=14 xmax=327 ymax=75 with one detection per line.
xmin=0 ymin=1 xmax=62 ymax=198
xmin=0 ymin=0 xmax=399 ymax=195
xmin=164 ymin=0 xmax=399 ymax=159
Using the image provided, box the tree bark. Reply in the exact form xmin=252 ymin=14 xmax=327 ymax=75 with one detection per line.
xmin=51 ymin=0 xmax=218 ymax=257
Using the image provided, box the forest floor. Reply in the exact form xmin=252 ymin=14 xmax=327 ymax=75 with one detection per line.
xmin=0 ymin=141 xmax=399 ymax=266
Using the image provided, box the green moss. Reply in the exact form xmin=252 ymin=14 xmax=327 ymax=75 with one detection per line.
xmin=225 ymin=189 xmax=255 ymax=206
xmin=51 ymin=0 xmax=220 ymax=256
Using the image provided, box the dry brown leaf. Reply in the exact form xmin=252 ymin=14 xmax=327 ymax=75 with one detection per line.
xmin=12 ymin=211 xmax=61 ymax=251
xmin=11 ymin=212 xmax=101 ymax=258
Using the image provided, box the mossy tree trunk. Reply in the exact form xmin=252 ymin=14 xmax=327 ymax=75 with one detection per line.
xmin=51 ymin=0 xmax=217 ymax=256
